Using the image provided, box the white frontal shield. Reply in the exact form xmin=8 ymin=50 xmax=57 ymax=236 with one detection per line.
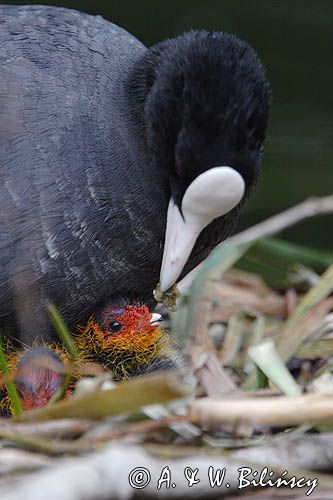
xmin=159 ymin=166 xmax=245 ymax=292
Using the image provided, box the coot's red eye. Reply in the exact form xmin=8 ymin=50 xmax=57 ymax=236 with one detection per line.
xmin=109 ymin=321 xmax=122 ymax=332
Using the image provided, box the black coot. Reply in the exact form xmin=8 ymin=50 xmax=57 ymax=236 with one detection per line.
xmin=0 ymin=6 xmax=271 ymax=340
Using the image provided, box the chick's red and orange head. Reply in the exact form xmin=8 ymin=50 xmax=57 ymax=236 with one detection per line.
xmin=16 ymin=348 xmax=64 ymax=410
xmin=76 ymin=304 xmax=170 ymax=378
xmin=79 ymin=304 xmax=162 ymax=353
xmin=101 ymin=304 xmax=162 ymax=338
xmin=2 ymin=346 xmax=69 ymax=413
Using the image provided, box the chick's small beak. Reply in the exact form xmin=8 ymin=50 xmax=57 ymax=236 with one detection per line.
xmin=150 ymin=313 xmax=163 ymax=327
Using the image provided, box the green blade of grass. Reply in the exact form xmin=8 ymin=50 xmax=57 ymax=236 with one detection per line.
xmin=185 ymin=241 xmax=253 ymax=342
xmin=0 ymin=337 xmax=23 ymax=416
xmin=245 ymin=340 xmax=301 ymax=395
xmin=277 ymin=262 xmax=333 ymax=361
xmin=48 ymin=304 xmax=77 ymax=359
xmin=48 ymin=304 xmax=77 ymax=404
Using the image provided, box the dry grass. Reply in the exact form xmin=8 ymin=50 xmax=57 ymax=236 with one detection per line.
xmin=0 ymin=196 xmax=333 ymax=499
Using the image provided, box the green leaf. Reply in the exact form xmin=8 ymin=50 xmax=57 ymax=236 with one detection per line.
xmin=48 ymin=304 xmax=77 ymax=404
xmin=0 ymin=337 xmax=23 ymax=416
xmin=246 ymin=340 xmax=302 ymax=396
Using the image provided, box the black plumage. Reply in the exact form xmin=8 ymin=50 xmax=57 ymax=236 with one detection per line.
xmin=0 ymin=5 xmax=271 ymax=341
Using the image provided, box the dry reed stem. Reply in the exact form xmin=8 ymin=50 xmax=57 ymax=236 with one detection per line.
xmin=190 ymin=394 xmax=333 ymax=428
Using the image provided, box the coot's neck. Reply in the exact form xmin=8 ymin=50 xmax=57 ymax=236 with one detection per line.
xmin=122 ymin=42 xmax=168 ymax=144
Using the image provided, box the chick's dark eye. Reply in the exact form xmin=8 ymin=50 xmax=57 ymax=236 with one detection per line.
xmin=109 ymin=321 xmax=122 ymax=332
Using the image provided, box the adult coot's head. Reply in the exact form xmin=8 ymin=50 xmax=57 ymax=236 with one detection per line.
xmin=129 ymin=30 xmax=271 ymax=291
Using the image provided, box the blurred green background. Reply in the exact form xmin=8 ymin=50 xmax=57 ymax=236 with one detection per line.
xmin=6 ymin=0 xmax=333 ymax=247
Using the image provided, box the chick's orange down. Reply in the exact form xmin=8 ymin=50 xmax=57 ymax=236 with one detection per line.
xmin=76 ymin=304 xmax=178 ymax=379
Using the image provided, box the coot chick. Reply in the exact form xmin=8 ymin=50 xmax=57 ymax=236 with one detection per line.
xmin=1 ymin=346 xmax=68 ymax=414
xmin=76 ymin=303 xmax=179 ymax=380
xmin=1 ymin=303 xmax=178 ymax=414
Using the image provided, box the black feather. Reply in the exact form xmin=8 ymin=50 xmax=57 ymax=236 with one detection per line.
xmin=0 ymin=6 xmax=271 ymax=341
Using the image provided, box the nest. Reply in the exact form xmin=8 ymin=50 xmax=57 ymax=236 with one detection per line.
xmin=0 ymin=196 xmax=333 ymax=500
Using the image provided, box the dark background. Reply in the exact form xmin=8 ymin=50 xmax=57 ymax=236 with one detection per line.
xmin=6 ymin=1 xmax=333 ymax=248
